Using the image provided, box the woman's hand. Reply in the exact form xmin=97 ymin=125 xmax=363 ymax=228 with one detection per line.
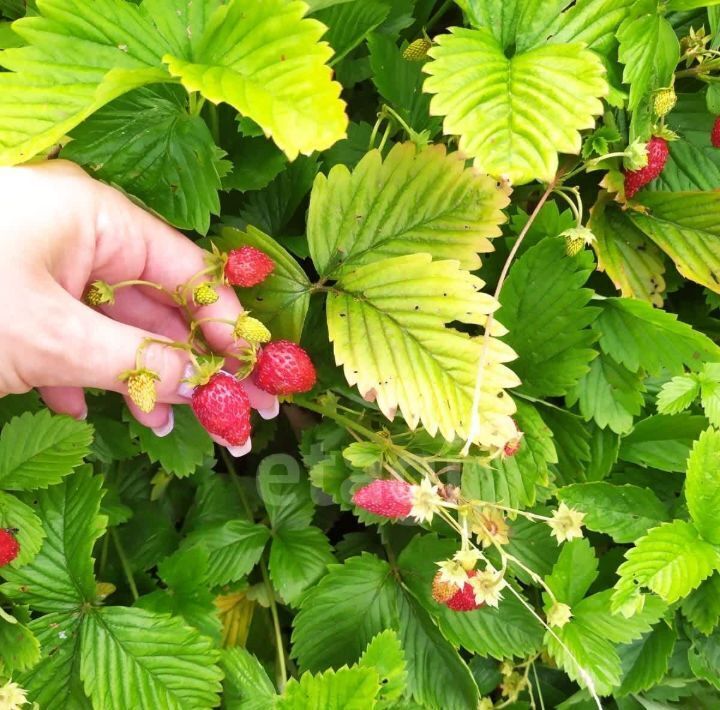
xmin=0 ymin=160 xmax=275 ymax=440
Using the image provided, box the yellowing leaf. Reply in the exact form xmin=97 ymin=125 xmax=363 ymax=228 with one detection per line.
xmin=215 ymin=591 xmax=255 ymax=649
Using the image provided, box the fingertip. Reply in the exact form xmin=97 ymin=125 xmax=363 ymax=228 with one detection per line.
xmin=126 ymin=399 xmax=173 ymax=435
xmin=39 ymin=387 xmax=88 ymax=420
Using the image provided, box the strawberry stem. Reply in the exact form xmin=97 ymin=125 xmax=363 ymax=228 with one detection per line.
xmin=110 ymin=528 xmax=138 ymax=602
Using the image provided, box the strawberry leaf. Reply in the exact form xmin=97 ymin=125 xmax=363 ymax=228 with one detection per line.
xmin=685 ymin=428 xmax=720 ymax=545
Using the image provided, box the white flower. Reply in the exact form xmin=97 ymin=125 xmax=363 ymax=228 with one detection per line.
xmin=436 ymin=559 xmax=468 ymax=587
xmin=409 ymin=478 xmax=443 ymax=523
xmin=547 ymin=601 xmax=573 ymax=628
xmin=469 ymin=568 xmax=507 ymax=608
xmin=548 ymin=503 xmax=585 ymax=544
xmin=469 ymin=507 xmax=510 ymax=548
xmin=0 ymin=680 xmax=28 ymax=710
xmin=453 ymin=547 xmax=481 ymax=571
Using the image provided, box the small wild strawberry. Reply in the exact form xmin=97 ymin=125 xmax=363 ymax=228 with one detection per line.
xmin=234 ymin=314 xmax=271 ymax=344
xmin=119 ymin=368 xmax=159 ymax=414
xmin=225 ymin=246 xmax=275 ymax=288
xmin=193 ymin=282 xmax=219 ymax=306
xmin=0 ymin=528 xmax=19 ymax=567
xmin=624 ymin=136 xmax=669 ymax=198
xmin=352 ymin=479 xmax=413 ymax=518
xmin=712 ymin=117 xmax=720 ymax=148
xmin=444 ymin=569 xmax=485 ymax=612
xmin=254 ymin=340 xmax=317 ymax=395
xmin=191 ymin=372 xmax=252 ymax=446
xmin=403 ymin=37 xmax=432 ymax=61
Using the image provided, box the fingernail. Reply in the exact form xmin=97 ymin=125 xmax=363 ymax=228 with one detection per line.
xmin=177 ymin=364 xmax=195 ymax=400
xmin=152 ymin=409 xmax=174 ymax=438
xmin=257 ymin=398 xmax=280 ymax=421
xmin=77 ymin=407 xmax=88 ymax=421
xmin=227 ymin=438 xmax=252 ymax=458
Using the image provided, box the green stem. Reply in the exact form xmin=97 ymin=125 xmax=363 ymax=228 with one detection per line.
xmin=208 ymin=103 xmax=220 ymax=144
xmin=427 ymin=0 xmax=453 ymax=30
xmin=293 ymin=396 xmax=383 ymax=444
xmin=110 ymin=528 xmax=139 ymax=602
xmin=189 ymin=92 xmax=206 ymax=116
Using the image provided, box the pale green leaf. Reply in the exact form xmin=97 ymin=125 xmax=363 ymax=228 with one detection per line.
xmin=358 ymin=630 xmax=407 ymax=707
xmin=221 ymin=647 xmax=276 ymax=710
xmin=618 ymin=414 xmax=707 ymax=473
xmin=589 ymin=195 xmax=666 ymax=306
xmin=617 ymin=14 xmax=679 ymax=109
xmin=343 ymin=442 xmax=384 ymax=469
xmin=258 ymin=454 xmax=314 ymax=530
xmin=685 ymin=428 xmax=720 ymax=545
xmin=181 ymin=520 xmax=270 ymax=587
xmin=164 ymin=0 xmax=347 ymax=161
xmin=618 ymin=623 xmax=676 ymax=696
xmin=1 ymin=469 xmax=107 ymax=612
xmin=570 ymin=353 xmax=645 ymax=435
xmin=613 ymin=520 xmax=720 ymax=610
xmin=557 ymin=482 xmax=669 ymax=543
xmin=630 ymin=191 xmax=720 ymax=295
xmin=498 ymin=238 xmax=599 ymax=398
xmin=0 ymin=614 xmax=40 ymax=674
xmin=277 ymin=666 xmax=380 ymax=710
xmin=0 ymin=410 xmax=93 ymax=490
xmin=18 ymin=611 xmax=91 ymax=710
xmin=270 ymin=527 xmax=335 ymax=606
xmin=215 ymin=226 xmax=311 ymax=342
xmin=313 ymin=1 xmax=388 ymax=64
xmin=657 ymin=375 xmax=701 ymax=416
xmin=80 ymin=606 xmax=222 ymax=710
xmin=700 ymin=380 xmax=720 ymax=428
xmin=62 ymin=86 xmax=225 ymax=234
xmin=594 ymin=298 xmax=720 ymax=375
xmin=327 ymin=253 xmax=519 ymax=447
xmin=0 ymin=491 xmax=44 ymax=567
xmin=307 ymin=142 xmax=509 ymax=276
xmin=682 ymin=573 xmax=720 ymax=635
xmin=424 ymin=28 xmax=606 ymax=183
xmin=545 ymin=538 xmax=599 ymax=606
xmin=128 ymin=406 xmax=213 ymax=478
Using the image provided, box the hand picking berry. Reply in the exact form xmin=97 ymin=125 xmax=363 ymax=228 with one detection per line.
xmin=254 ymin=340 xmax=317 ymax=395
xmin=0 ymin=528 xmax=19 ymax=567
xmin=191 ymin=371 xmax=252 ymax=446
xmin=624 ymin=136 xmax=669 ymax=199
xmin=225 ymin=246 xmax=275 ymax=287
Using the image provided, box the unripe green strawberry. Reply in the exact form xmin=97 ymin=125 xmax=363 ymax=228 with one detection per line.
xmin=193 ymin=283 xmax=219 ymax=306
xmin=234 ymin=314 xmax=271 ymax=343
xmin=403 ymin=37 xmax=432 ymax=61
xmin=119 ymin=368 xmax=160 ymax=413
xmin=85 ymin=280 xmax=114 ymax=306
xmin=653 ymin=87 xmax=677 ymax=118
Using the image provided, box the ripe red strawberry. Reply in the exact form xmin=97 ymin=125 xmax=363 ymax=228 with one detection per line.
xmin=444 ymin=570 xmax=485 ymax=612
xmin=503 ymin=420 xmax=523 ymax=457
xmin=624 ymin=137 xmax=669 ymax=198
xmin=712 ymin=117 xmax=720 ymax=148
xmin=0 ymin=529 xmax=19 ymax=567
xmin=225 ymin=246 xmax=274 ymax=287
xmin=352 ymin=479 xmax=413 ymax=518
xmin=254 ymin=340 xmax=317 ymax=395
xmin=191 ymin=372 xmax=252 ymax=446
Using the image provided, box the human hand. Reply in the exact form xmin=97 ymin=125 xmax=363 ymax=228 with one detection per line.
xmin=0 ymin=160 xmax=278 ymax=448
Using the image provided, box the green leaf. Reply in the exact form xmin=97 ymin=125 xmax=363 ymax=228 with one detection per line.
xmin=181 ymin=520 xmax=270 ymax=587
xmin=545 ymin=538 xmax=599 ymax=606
xmin=613 ymin=520 xmax=720 ymax=610
xmin=570 ymin=353 xmax=645 ymax=435
xmin=423 ymin=28 xmax=606 ymax=183
xmin=589 ymin=195 xmax=666 ymax=306
xmin=307 ymin=142 xmax=509 ymax=276
xmin=358 ymin=630 xmax=407 ymax=707
xmin=0 ymin=0 xmax=173 ymax=164
xmin=499 ymin=238 xmax=599 ymax=398
xmin=221 ymin=647 xmax=276 ymax=710
xmin=0 ymin=491 xmax=44 ymax=567
xmin=557 ymin=483 xmax=669 ymax=544
xmin=540 ymin=406 xmax=591 ymax=485
xmin=0 ymin=410 xmax=93 ymax=490
xmin=61 ymin=86 xmax=225 ymax=234
xmin=313 ymin=1 xmax=388 ymax=64
xmin=594 ymin=298 xmax=720 ymax=375
xmin=618 ymin=623 xmax=676 ymax=695
xmin=682 ymin=573 xmax=720 ymax=635
xmin=343 ymin=442 xmax=384 ymax=469
xmin=504 ymin=515 xmax=561 ymax=584
xmin=80 ymin=606 xmax=222 ymax=709
xmin=222 ymin=136 xmax=287 ymax=193
xmin=327 ymin=253 xmax=519 ymax=447
xmin=618 ymin=414 xmax=708 ymax=473
xmin=270 ymin=527 xmax=335 ymax=606
xmin=0 ymin=614 xmax=40 ymax=674
xmin=630 ymin=191 xmax=720 ymax=295
xmin=688 ymin=632 xmax=720 ymax=690
xmin=18 ymin=611 xmax=91 ymax=710
xmin=685 ymin=428 xmax=720 ymax=544
xmin=277 ymin=666 xmax=380 ymax=709
xmin=258 ymin=454 xmax=314 ymax=530
xmin=617 ymin=14 xmax=679 ymax=109
xmin=1 ymin=469 xmax=107 ymax=612
xmin=127 ymin=406 xmax=213 ymax=478
xmin=291 ymin=553 xmax=479 ymax=709
xmin=215 ymin=226 xmax=311 ymax=342
xmin=398 ymin=535 xmax=544 ymax=659
xmin=657 ymin=375 xmax=701 ymax=416
xmin=164 ymin=0 xmax=347 ymax=161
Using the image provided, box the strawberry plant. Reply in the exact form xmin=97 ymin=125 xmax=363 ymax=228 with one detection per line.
xmin=3 ymin=0 xmax=720 ymax=707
